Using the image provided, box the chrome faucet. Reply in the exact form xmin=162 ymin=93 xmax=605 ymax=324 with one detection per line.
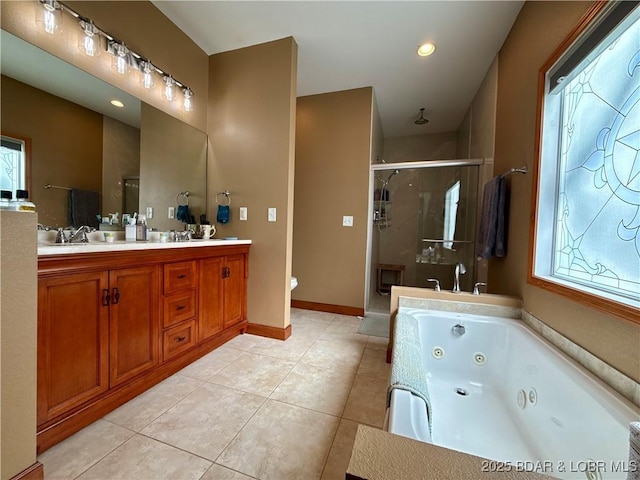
xmin=452 ymin=262 xmax=466 ymax=293
xmin=69 ymin=226 xmax=91 ymax=243
xmin=171 ymin=230 xmax=190 ymax=242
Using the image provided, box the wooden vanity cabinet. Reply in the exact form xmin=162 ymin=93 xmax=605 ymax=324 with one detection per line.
xmin=199 ymin=253 xmax=247 ymax=341
xmin=108 ymin=266 xmax=160 ymax=387
xmin=37 ymin=265 xmax=160 ymax=424
xmin=37 ymin=244 xmax=249 ymax=453
xmin=37 ymin=271 xmax=109 ymax=424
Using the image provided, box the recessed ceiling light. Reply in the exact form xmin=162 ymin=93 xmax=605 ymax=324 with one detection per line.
xmin=110 ymin=99 xmax=124 ymax=108
xmin=417 ymin=43 xmax=436 ymax=57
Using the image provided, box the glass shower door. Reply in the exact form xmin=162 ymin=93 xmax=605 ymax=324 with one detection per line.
xmin=369 ymin=163 xmax=479 ymax=313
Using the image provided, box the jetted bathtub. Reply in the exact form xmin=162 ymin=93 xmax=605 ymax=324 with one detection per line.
xmin=387 ymin=306 xmax=640 ymax=480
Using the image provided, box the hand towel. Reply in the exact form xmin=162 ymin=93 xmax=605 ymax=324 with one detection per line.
xmin=217 ymin=204 xmax=230 ymax=224
xmin=176 ymin=204 xmax=190 ymax=223
xmin=69 ymin=189 xmax=100 ymax=229
xmin=476 ymin=176 xmax=508 ymax=260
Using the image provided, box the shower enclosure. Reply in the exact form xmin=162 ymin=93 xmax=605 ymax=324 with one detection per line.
xmin=367 ymin=160 xmax=481 ymax=313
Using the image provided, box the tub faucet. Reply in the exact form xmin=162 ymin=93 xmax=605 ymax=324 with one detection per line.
xmin=452 ymin=324 xmax=466 ymax=336
xmin=452 ymin=262 xmax=466 ymax=293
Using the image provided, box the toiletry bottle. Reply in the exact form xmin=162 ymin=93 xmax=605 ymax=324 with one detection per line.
xmin=12 ymin=189 xmax=36 ymax=212
xmin=0 ymin=190 xmax=12 ymax=210
xmin=136 ymin=214 xmax=148 ymax=241
xmin=125 ymin=217 xmax=137 ymax=242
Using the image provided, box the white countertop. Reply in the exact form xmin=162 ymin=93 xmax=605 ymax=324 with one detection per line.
xmin=38 ymin=239 xmax=252 ymax=256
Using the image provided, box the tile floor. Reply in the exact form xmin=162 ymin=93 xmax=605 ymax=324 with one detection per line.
xmin=37 ymin=308 xmax=391 ymax=480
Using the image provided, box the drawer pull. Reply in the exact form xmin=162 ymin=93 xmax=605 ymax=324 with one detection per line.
xmin=176 ymin=305 xmax=186 ymax=311
xmin=102 ymin=289 xmax=110 ymax=306
xmin=176 ymin=336 xmax=187 ymax=342
xmin=177 ymin=274 xmax=187 ymax=279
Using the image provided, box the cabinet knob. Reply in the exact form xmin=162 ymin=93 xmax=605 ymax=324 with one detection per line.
xmin=176 ymin=336 xmax=186 ymax=342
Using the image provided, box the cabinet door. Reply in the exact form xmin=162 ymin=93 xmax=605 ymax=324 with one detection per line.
xmin=109 ymin=265 xmax=160 ymax=387
xmin=223 ymin=254 xmax=247 ymax=328
xmin=37 ymin=271 xmax=109 ymax=425
xmin=199 ymin=257 xmax=224 ymax=341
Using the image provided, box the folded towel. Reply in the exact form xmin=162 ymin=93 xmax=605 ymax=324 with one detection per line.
xmin=217 ymin=204 xmax=230 ymax=224
xmin=387 ymin=313 xmax=433 ymax=433
xmin=69 ymin=189 xmax=100 ymax=229
xmin=476 ymin=175 xmax=508 ymax=260
xmin=629 ymin=422 xmax=640 ymax=480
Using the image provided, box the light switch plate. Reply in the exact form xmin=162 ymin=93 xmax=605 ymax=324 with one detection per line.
xmin=168 ymin=207 xmax=175 ymax=219
xmin=343 ymin=215 xmax=354 ymax=227
xmin=268 ymin=208 xmax=277 ymax=222
xmin=239 ymin=207 xmax=248 ymax=221
xmin=146 ymin=207 xmax=153 ymax=219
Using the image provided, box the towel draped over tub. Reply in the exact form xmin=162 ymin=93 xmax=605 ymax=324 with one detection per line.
xmin=629 ymin=422 xmax=640 ymax=480
xmin=387 ymin=312 xmax=433 ymax=433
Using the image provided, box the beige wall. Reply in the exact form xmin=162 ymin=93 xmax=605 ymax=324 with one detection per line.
xmin=455 ymin=56 xmax=500 ymax=285
xmin=1 ymin=211 xmax=38 ymax=480
xmin=491 ymin=1 xmax=640 ymax=383
xmin=1 ymin=75 xmax=103 ymax=227
xmin=139 ymin=103 xmax=207 ymax=231
xmin=102 ymin=117 xmax=140 ymax=217
xmin=293 ymin=87 xmax=373 ymax=309
xmin=383 ymin=132 xmax=457 ymax=163
xmin=208 ymin=38 xmax=297 ymax=329
xmin=1 ymin=1 xmax=208 ymax=131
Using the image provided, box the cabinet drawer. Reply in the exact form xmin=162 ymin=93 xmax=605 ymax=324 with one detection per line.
xmin=163 ymin=320 xmax=196 ymax=361
xmin=163 ymin=290 xmax=196 ymax=328
xmin=164 ymin=261 xmax=197 ymax=294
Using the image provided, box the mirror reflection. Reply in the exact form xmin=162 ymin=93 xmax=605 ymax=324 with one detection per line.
xmin=0 ymin=29 xmax=207 ymax=231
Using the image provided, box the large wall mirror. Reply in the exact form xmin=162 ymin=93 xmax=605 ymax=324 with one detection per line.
xmin=0 ymin=29 xmax=207 ymax=231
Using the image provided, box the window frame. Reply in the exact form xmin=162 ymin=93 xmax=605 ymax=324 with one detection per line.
xmin=0 ymin=132 xmax=32 ymax=198
xmin=528 ymin=1 xmax=640 ymax=325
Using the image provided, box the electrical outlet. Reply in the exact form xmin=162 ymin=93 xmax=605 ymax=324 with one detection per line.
xmin=343 ymin=215 xmax=354 ymax=227
xmin=168 ymin=207 xmax=175 ymax=219
xmin=239 ymin=207 xmax=248 ymax=221
xmin=146 ymin=207 xmax=153 ymax=219
xmin=268 ymin=208 xmax=277 ymax=222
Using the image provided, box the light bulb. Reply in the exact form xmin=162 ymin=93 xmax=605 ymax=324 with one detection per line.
xmin=163 ymin=76 xmax=175 ymax=102
xmin=183 ymin=88 xmax=193 ymax=112
xmin=36 ymin=0 xmax=62 ymax=35
xmin=79 ymin=21 xmax=101 ymax=57
xmin=139 ymin=61 xmax=155 ymax=89
xmin=112 ymin=43 xmax=130 ymax=75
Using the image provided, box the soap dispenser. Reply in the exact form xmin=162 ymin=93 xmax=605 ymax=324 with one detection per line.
xmin=136 ymin=214 xmax=148 ymax=241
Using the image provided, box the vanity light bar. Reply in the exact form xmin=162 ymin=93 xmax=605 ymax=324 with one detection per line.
xmin=39 ymin=0 xmax=193 ymax=102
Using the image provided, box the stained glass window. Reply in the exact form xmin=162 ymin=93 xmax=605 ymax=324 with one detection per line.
xmin=535 ymin=3 xmax=640 ymax=310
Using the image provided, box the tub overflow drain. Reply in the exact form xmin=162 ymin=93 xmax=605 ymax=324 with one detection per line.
xmin=432 ymin=346 xmax=445 ymax=359
xmin=455 ymin=388 xmax=468 ymax=396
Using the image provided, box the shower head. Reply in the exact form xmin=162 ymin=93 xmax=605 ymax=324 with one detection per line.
xmin=415 ymin=108 xmax=429 ymax=125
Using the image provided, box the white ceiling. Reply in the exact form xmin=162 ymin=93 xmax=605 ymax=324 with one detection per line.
xmin=152 ymin=1 xmax=524 ymax=138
